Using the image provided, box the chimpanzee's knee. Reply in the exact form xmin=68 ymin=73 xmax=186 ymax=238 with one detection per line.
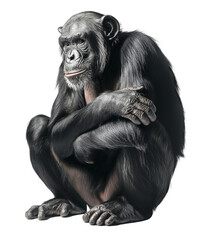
xmin=73 ymin=135 xmax=86 ymax=163
xmin=26 ymin=114 xmax=49 ymax=146
xmin=73 ymin=134 xmax=96 ymax=164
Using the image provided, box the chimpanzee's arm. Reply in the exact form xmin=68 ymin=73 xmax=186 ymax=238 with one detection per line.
xmin=51 ymin=89 xmax=156 ymax=160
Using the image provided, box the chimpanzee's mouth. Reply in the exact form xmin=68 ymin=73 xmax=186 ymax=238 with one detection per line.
xmin=65 ymin=69 xmax=86 ymax=78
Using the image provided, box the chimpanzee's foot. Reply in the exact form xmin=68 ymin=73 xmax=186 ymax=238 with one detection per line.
xmin=25 ymin=198 xmax=86 ymax=220
xmin=83 ymin=197 xmax=152 ymax=226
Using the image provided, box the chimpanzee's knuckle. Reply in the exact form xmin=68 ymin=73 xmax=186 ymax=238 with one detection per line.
xmin=133 ymin=109 xmax=138 ymax=115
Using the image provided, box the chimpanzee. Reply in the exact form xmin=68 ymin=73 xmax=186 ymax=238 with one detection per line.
xmin=25 ymin=11 xmax=185 ymax=225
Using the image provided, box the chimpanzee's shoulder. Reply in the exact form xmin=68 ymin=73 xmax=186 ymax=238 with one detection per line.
xmin=119 ymin=30 xmax=158 ymax=55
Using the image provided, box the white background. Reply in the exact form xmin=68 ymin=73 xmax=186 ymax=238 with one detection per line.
xmin=0 ymin=0 xmax=199 ymax=239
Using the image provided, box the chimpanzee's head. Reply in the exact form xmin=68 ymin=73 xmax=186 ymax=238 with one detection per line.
xmin=58 ymin=11 xmax=120 ymax=89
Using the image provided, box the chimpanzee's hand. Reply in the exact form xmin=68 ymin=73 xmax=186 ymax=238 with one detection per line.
xmin=111 ymin=86 xmax=156 ymax=126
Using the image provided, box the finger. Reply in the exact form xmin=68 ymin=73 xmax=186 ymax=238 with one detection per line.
xmin=132 ymin=86 xmax=144 ymax=91
xmin=133 ymin=102 xmax=156 ymax=122
xmin=146 ymin=109 xmax=156 ymax=122
xmin=89 ymin=210 xmax=103 ymax=225
xmin=134 ymin=102 xmax=149 ymax=112
xmin=119 ymin=86 xmax=143 ymax=92
xmin=96 ymin=212 xmax=111 ymax=226
xmin=138 ymin=95 xmax=156 ymax=112
xmin=133 ymin=109 xmax=150 ymax=126
xmin=122 ymin=114 xmax=141 ymax=125
xmin=105 ymin=214 xmax=117 ymax=226
xmin=124 ymin=86 xmax=144 ymax=91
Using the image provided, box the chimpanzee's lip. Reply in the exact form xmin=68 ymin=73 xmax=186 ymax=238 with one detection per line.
xmin=65 ymin=69 xmax=86 ymax=78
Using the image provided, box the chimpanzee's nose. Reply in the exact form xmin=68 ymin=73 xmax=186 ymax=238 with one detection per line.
xmin=66 ymin=49 xmax=80 ymax=63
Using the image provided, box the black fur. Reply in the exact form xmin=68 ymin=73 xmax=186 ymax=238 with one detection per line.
xmin=26 ymin=11 xmax=185 ymax=225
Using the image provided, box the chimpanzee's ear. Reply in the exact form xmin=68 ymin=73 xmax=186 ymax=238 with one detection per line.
xmin=58 ymin=27 xmax=63 ymax=33
xmin=101 ymin=15 xmax=120 ymax=40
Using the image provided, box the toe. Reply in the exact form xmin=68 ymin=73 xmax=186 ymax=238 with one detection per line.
xmin=89 ymin=210 xmax=102 ymax=225
xmin=82 ymin=212 xmax=90 ymax=223
xmin=105 ymin=215 xmax=117 ymax=226
xmin=60 ymin=203 xmax=70 ymax=217
xmin=25 ymin=205 xmax=39 ymax=219
xmin=96 ymin=212 xmax=110 ymax=226
xmin=83 ymin=207 xmax=98 ymax=223
xmin=38 ymin=205 xmax=46 ymax=220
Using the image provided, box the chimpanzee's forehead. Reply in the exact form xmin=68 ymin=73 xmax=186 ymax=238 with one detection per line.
xmin=61 ymin=19 xmax=97 ymax=38
xmin=61 ymin=20 xmax=91 ymax=37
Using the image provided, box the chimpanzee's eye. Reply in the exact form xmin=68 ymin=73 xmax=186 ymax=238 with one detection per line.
xmin=64 ymin=42 xmax=70 ymax=47
xmin=77 ymin=39 xmax=85 ymax=45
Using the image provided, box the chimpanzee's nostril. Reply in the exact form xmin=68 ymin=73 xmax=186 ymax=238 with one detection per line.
xmin=66 ymin=49 xmax=80 ymax=63
xmin=68 ymin=50 xmax=74 ymax=60
xmin=69 ymin=54 xmax=75 ymax=61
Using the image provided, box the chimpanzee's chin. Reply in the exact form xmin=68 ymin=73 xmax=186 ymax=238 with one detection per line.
xmin=64 ymin=75 xmax=89 ymax=90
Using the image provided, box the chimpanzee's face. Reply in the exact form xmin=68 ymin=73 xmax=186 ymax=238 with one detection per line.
xmin=58 ymin=18 xmax=107 ymax=89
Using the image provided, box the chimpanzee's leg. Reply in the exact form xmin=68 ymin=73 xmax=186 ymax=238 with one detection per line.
xmin=73 ymin=118 xmax=146 ymax=164
xmin=73 ymin=119 xmax=176 ymax=225
xmin=25 ymin=115 xmax=86 ymax=220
